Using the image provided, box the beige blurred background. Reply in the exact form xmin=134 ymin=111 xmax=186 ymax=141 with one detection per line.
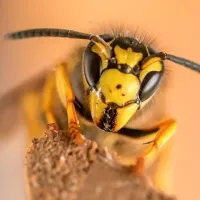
xmin=0 ymin=0 xmax=200 ymax=199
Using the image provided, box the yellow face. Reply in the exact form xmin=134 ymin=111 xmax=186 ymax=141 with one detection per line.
xmin=84 ymin=39 xmax=163 ymax=132
xmin=89 ymin=69 xmax=140 ymax=131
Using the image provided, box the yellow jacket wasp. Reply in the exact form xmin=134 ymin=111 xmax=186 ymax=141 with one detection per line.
xmin=4 ymin=28 xmax=200 ymax=176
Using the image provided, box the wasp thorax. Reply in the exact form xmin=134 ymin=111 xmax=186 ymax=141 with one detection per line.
xmin=98 ymin=69 xmax=140 ymax=107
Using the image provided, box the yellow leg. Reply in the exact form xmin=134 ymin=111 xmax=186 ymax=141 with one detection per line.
xmin=21 ymin=72 xmax=58 ymax=142
xmin=42 ymin=72 xmax=57 ymax=124
xmin=21 ymin=90 xmax=45 ymax=141
xmin=152 ymin=140 xmax=174 ymax=193
xmin=134 ymin=119 xmax=177 ymax=174
xmin=55 ymin=63 xmax=85 ymax=144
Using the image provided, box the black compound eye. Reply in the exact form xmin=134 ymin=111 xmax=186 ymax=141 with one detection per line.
xmin=139 ymin=71 xmax=163 ymax=102
xmin=83 ymin=35 xmax=114 ymax=86
xmin=84 ymin=49 xmax=102 ymax=86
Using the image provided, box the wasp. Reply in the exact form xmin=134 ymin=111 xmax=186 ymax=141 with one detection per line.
xmin=3 ymin=28 xmax=200 ymax=186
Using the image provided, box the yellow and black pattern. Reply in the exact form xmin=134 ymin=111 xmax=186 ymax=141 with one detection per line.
xmin=4 ymin=27 xmax=200 ymax=191
xmin=83 ymin=35 xmax=164 ymax=132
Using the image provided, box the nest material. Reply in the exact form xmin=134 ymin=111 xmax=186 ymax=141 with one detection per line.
xmin=26 ymin=128 xmax=177 ymax=200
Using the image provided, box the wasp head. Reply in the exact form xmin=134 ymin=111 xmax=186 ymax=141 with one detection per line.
xmin=83 ymin=35 xmax=164 ymax=132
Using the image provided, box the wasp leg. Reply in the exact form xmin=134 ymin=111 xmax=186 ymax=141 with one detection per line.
xmin=55 ymin=63 xmax=85 ymax=144
xmin=21 ymin=91 xmax=45 ymax=140
xmin=133 ymin=119 xmax=177 ymax=174
xmin=152 ymin=140 xmax=174 ymax=193
xmin=42 ymin=72 xmax=57 ymax=125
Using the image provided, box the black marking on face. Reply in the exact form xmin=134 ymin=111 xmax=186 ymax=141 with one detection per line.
xmin=98 ymin=104 xmax=118 ymax=132
xmin=103 ymin=62 xmax=138 ymax=75
xmin=110 ymin=57 xmax=117 ymax=64
xmin=116 ymin=84 xmax=122 ymax=89
xmin=119 ymin=64 xmax=132 ymax=73
xmin=99 ymin=92 xmax=106 ymax=104
xmin=132 ymin=64 xmax=141 ymax=75
xmin=110 ymin=37 xmax=157 ymax=58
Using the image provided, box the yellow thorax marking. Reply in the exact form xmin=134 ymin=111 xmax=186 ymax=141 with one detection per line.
xmin=114 ymin=45 xmax=143 ymax=68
